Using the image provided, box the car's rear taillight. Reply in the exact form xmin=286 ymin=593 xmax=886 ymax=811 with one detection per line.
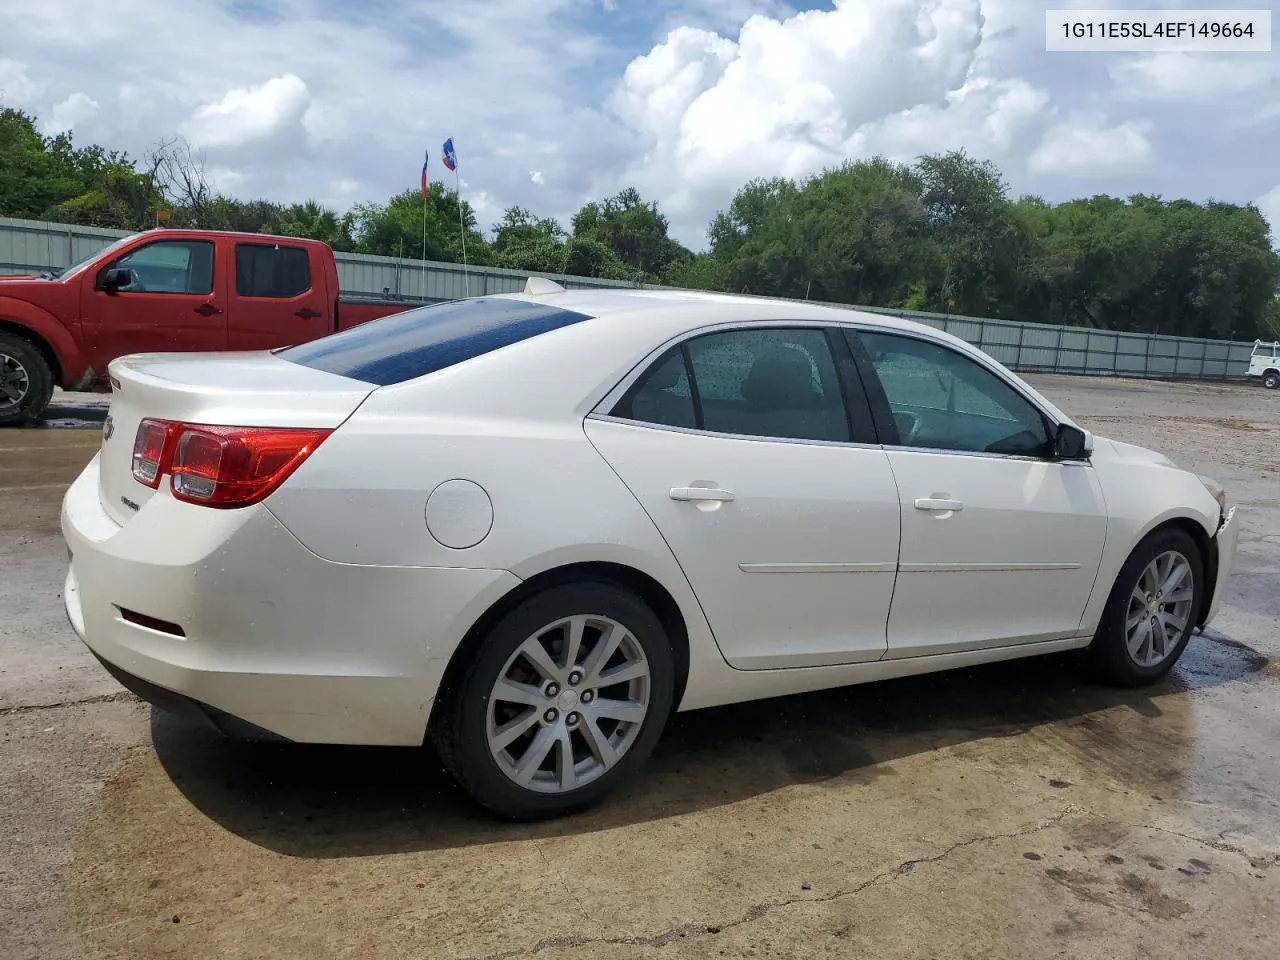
xmin=169 ymin=425 xmax=332 ymax=508
xmin=130 ymin=420 xmax=330 ymax=508
xmin=131 ymin=418 xmax=180 ymax=488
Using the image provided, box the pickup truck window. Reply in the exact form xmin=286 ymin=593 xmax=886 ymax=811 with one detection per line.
xmin=277 ymin=297 xmax=593 ymax=386
xmin=107 ymin=240 xmax=214 ymax=295
xmin=236 ymin=243 xmax=311 ymax=298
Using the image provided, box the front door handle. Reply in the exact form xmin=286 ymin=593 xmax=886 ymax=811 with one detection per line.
xmin=295 ymin=307 xmax=323 ymax=319
xmin=194 ymin=303 xmax=223 ymax=317
xmin=670 ymin=486 xmax=736 ymax=502
xmin=915 ymin=498 xmax=964 ymax=512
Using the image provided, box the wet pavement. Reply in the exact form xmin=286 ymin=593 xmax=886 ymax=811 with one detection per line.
xmin=2 ymin=375 xmax=1277 ymax=959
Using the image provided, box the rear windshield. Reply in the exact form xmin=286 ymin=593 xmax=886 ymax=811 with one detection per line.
xmin=277 ymin=297 xmax=593 ymax=386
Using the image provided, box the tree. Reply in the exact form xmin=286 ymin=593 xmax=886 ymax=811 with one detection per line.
xmin=571 ymin=187 xmax=691 ymax=281
xmin=350 ymin=188 xmax=490 ymax=264
xmin=0 ymin=106 xmax=160 ymax=228
xmin=491 ymin=206 xmax=567 ymax=272
xmin=144 ymin=136 xmax=215 ymax=226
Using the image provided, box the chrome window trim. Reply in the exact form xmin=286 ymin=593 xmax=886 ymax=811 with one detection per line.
xmin=585 ymin=412 xmax=884 ymax=451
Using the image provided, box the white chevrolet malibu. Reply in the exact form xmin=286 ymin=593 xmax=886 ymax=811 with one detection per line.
xmin=62 ymin=283 xmax=1239 ymax=819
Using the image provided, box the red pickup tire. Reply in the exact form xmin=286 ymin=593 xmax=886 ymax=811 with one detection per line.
xmin=0 ymin=330 xmax=55 ymax=426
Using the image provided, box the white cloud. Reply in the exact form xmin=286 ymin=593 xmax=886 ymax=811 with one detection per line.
xmin=610 ymin=0 xmax=1004 ymax=234
xmin=1109 ymin=53 xmax=1273 ymax=101
xmin=180 ymin=74 xmax=310 ymax=149
xmin=207 ymin=167 xmax=246 ymax=192
xmin=0 ymin=58 xmax=41 ymax=104
xmin=530 ymin=170 xmax=545 ymax=185
xmin=41 ymin=92 xmax=99 ymax=134
xmin=852 ymin=76 xmax=1051 ymax=162
xmin=1027 ymin=113 xmax=1153 ymax=178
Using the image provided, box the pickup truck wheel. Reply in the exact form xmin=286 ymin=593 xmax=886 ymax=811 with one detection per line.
xmin=1263 ymin=370 xmax=1280 ymax=390
xmin=0 ymin=331 xmax=54 ymax=426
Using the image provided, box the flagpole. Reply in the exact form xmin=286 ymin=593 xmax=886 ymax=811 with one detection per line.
xmin=454 ymin=167 xmax=470 ymax=297
xmin=427 ymin=150 xmax=437 ymax=302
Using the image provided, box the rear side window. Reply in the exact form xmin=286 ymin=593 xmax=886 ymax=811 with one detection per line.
xmin=278 ymin=297 xmax=594 ymax=386
xmin=236 ymin=243 xmax=311 ymax=298
xmin=613 ymin=327 xmax=854 ymax=443
xmin=610 ymin=348 xmax=697 ymax=429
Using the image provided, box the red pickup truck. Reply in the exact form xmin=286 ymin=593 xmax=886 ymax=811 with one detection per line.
xmin=0 ymin=228 xmax=426 ymax=425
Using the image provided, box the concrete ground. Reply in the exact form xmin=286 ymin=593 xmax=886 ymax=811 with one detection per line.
xmin=2 ymin=376 xmax=1277 ymax=959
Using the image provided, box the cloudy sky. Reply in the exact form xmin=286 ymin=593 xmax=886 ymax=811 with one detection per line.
xmin=0 ymin=0 xmax=1276 ymax=248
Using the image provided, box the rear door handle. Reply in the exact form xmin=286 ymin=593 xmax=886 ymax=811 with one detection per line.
xmin=670 ymin=486 xmax=736 ymax=502
xmin=914 ymin=498 xmax=964 ymax=512
xmin=295 ymin=307 xmax=323 ymax=319
xmin=194 ymin=303 xmax=223 ymax=317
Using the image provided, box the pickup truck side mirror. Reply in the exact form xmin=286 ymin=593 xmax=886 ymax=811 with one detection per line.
xmin=1053 ymin=422 xmax=1092 ymax=460
xmin=98 ymin=267 xmax=137 ymax=294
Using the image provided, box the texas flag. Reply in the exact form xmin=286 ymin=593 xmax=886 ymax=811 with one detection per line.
xmin=420 ymin=150 xmax=429 ymax=198
xmin=442 ymin=137 xmax=458 ymax=173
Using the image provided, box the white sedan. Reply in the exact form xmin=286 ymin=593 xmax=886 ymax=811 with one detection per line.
xmin=62 ymin=282 xmax=1240 ymax=820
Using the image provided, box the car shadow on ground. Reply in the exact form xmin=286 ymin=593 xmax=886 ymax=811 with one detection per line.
xmin=150 ymin=630 xmax=1270 ymax=858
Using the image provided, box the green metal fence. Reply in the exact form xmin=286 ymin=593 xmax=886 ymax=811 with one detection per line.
xmin=0 ymin=215 xmax=1259 ymax=381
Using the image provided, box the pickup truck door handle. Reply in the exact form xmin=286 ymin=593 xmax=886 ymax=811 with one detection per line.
xmin=194 ymin=303 xmax=223 ymax=317
xmin=914 ymin=498 xmax=964 ymax=512
xmin=295 ymin=307 xmax=323 ymax=319
xmin=670 ymin=486 xmax=736 ymax=502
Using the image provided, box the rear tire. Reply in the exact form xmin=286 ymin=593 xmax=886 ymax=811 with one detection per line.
xmin=0 ymin=330 xmax=55 ymax=426
xmin=1088 ymin=527 xmax=1204 ymax=687
xmin=431 ymin=581 xmax=675 ymax=821
xmin=1263 ymin=370 xmax=1280 ymax=390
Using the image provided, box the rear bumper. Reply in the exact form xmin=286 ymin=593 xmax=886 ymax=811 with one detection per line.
xmin=89 ymin=651 xmax=289 ymax=741
xmin=61 ymin=453 xmax=521 ymax=745
xmin=1204 ymin=506 xmax=1240 ymax=626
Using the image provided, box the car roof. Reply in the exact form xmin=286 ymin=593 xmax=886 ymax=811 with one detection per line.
xmin=498 ymin=286 xmax=960 ymax=344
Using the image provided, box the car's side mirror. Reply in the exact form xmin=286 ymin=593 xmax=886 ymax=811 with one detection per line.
xmin=1054 ymin=423 xmax=1091 ymax=460
xmin=98 ymin=267 xmax=136 ymax=294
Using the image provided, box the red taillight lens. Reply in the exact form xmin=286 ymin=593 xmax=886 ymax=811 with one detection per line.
xmin=169 ymin=425 xmax=331 ymax=508
xmin=130 ymin=419 xmax=330 ymax=507
xmin=131 ymin=418 xmax=180 ymax=488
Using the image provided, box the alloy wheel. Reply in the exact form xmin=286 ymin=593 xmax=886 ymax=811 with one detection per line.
xmin=486 ymin=614 xmax=651 ymax=794
xmin=0 ymin=352 xmax=30 ymax=411
xmin=1124 ymin=549 xmax=1195 ymax=668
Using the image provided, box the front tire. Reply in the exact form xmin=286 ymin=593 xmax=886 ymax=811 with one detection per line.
xmin=0 ymin=331 xmax=55 ymax=427
xmin=1263 ymin=370 xmax=1280 ymax=390
xmin=431 ymin=581 xmax=675 ymax=820
xmin=1089 ymin=527 xmax=1204 ymax=687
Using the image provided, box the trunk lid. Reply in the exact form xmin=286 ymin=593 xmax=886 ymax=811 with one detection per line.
xmin=100 ymin=351 xmax=375 ymax=525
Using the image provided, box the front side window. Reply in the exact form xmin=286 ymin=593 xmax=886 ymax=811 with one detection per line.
xmin=106 ymin=240 xmax=214 ymax=295
xmin=613 ymin=327 xmax=851 ymax=443
xmin=859 ymin=330 xmax=1051 ymax=457
xmin=236 ymin=243 xmax=311 ymax=298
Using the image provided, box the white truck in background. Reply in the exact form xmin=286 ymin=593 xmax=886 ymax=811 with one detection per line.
xmin=1249 ymin=341 xmax=1280 ymax=389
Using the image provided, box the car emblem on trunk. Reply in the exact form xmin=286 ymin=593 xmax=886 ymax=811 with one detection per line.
xmin=102 ymin=415 xmax=114 ymax=441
